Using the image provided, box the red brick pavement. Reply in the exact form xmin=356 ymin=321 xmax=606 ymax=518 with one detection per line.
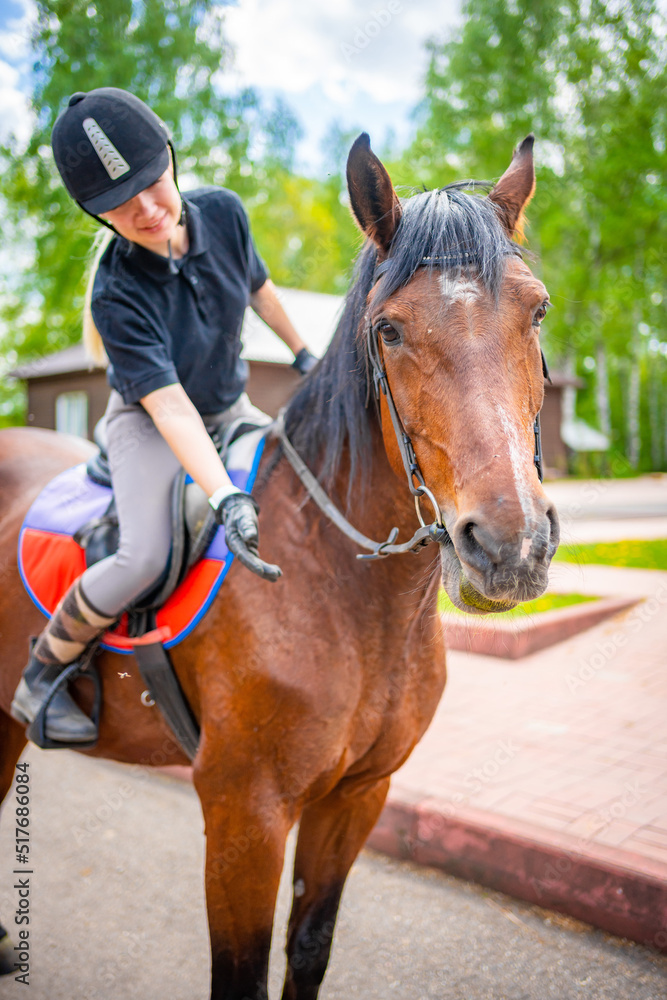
xmin=368 ymin=565 xmax=667 ymax=950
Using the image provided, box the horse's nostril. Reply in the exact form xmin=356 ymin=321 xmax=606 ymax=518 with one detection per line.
xmin=546 ymin=505 xmax=560 ymax=550
xmin=459 ymin=521 xmax=493 ymax=573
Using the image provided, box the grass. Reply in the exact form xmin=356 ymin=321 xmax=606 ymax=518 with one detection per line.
xmin=553 ymin=538 xmax=667 ymax=571
xmin=438 ymin=591 xmax=598 ymax=619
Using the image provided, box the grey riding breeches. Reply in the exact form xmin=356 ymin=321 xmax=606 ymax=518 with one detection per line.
xmin=80 ymin=389 xmax=270 ymax=617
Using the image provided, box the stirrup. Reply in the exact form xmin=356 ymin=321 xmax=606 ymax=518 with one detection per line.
xmin=25 ymin=649 xmax=102 ymax=751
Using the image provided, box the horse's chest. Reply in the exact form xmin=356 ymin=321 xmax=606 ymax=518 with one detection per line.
xmin=356 ymin=642 xmax=447 ymax=775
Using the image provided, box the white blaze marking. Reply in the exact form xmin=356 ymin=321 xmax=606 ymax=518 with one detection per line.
xmin=439 ymin=273 xmax=480 ymax=304
xmin=520 ymin=537 xmax=533 ymax=560
xmin=497 ymin=405 xmax=533 ymax=532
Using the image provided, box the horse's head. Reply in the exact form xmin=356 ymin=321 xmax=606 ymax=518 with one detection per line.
xmin=346 ymin=133 xmax=559 ymax=613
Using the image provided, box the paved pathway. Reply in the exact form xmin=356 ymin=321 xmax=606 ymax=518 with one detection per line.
xmin=367 ymin=485 xmax=667 ymax=949
xmin=544 ymin=473 xmax=667 ymax=545
xmin=392 ymin=569 xmax=667 ymax=863
xmin=0 ymin=748 xmax=666 ymax=1000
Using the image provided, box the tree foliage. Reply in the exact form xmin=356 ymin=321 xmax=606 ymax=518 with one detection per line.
xmin=399 ymin=0 xmax=667 ymax=471
xmin=0 ymin=0 xmax=257 ymax=421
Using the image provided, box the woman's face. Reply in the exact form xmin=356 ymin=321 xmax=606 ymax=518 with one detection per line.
xmin=101 ymin=166 xmax=185 ymax=256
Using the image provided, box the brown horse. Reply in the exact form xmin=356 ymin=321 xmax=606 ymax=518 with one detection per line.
xmin=0 ymin=132 xmax=558 ymax=998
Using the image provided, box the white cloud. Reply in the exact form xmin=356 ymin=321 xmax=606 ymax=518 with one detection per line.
xmin=221 ymin=0 xmax=462 ymax=171
xmin=0 ymin=0 xmax=36 ymax=145
xmin=224 ymin=0 xmax=461 ymax=104
xmin=0 ymin=0 xmax=34 ymax=61
xmin=0 ymin=58 xmax=33 ymax=144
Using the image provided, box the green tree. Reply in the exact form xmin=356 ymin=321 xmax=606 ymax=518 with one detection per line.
xmin=242 ymin=119 xmax=360 ymax=295
xmin=0 ymin=0 xmax=257 ymax=424
xmin=401 ymin=0 xmax=667 ymax=471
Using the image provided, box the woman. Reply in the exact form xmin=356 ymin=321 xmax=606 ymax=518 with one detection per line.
xmin=11 ymin=87 xmax=316 ymax=744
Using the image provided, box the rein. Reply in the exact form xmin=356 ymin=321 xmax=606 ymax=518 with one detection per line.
xmin=276 ymin=252 xmax=548 ymax=561
xmin=274 ymin=412 xmax=446 ymax=560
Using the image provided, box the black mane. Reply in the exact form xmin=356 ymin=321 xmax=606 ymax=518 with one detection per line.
xmin=283 ymin=184 xmax=519 ymax=498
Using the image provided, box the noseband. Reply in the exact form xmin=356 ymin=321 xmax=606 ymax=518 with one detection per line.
xmin=275 ymin=252 xmax=548 ymax=561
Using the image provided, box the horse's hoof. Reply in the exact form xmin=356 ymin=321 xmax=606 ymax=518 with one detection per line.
xmin=0 ymin=931 xmax=15 ymax=976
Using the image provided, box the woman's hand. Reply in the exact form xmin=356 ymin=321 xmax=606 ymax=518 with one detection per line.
xmin=212 ymin=492 xmax=282 ymax=582
xmin=141 ymin=383 xmax=282 ymax=581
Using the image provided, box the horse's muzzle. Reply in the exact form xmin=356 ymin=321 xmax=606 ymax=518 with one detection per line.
xmin=442 ymin=499 xmax=560 ymax=612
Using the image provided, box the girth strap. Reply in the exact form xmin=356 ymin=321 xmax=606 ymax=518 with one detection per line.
xmin=273 ymin=413 xmax=448 ymax=560
xmin=132 ymin=627 xmax=200 ymax=761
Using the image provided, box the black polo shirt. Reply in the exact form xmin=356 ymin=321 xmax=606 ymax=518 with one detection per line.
xmin=91 ymin=186 xmax=268 ymax=413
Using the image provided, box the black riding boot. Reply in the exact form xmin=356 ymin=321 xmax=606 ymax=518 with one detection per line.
xmin=11 ymin=642 xmax=98 ymax=743
xmin=10 ymin=578 xmax=116 ymax=744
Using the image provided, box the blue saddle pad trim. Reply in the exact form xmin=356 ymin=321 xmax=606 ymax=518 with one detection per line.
xmin=18 ymin=429 xmax=267 ymax=652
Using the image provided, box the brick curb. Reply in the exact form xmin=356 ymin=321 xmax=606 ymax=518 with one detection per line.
xmin=160 ymin=765 xmax=667 ymax=953
xmin=367 ymin=786 xmax=667 ymax=954
xmin=442 ymin=596 xmax=640 ymax=659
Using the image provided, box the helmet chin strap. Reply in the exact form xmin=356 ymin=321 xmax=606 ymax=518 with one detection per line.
xmin=77 ymin=203 xmax=118 ymax=232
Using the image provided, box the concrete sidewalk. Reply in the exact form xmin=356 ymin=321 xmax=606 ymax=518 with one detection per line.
xmin=368 ymin=518 xmax=667 ymax=952
xmin=544 ymin=472 xmax=667 ymax=545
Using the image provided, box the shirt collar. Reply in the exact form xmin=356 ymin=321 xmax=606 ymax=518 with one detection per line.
xmin=117 ymin=197 xmax=209 ymax=281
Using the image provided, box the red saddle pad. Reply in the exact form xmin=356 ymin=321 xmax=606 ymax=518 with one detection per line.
xmin=18 ymin=431 xmax=266 ymax=654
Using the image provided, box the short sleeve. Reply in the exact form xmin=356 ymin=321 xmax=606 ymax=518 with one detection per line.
xmin=247 ymin=229 xmax=268 ymax=293
xmin=92 ymin=294 xmax=179 ymax=405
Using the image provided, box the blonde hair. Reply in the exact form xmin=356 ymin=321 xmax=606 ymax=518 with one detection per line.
xmin=82 ymin=228 xmax=114 ymax=367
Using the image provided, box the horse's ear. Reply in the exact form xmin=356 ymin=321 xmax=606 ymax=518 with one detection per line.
xmin=488 ymin=134 xmax=536 ymax=242
xmin=346 ymin=133 xmax=402 ymax=254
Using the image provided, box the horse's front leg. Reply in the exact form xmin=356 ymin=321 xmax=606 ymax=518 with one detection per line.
xmin=193 ymin=755 xmax=292 ymax=1000
xmin=281 ymin=775 xmax=390 ymax=1000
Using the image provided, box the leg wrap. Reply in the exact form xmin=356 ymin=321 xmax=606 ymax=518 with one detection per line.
xmin=33 ymin=579 xmax=116 ymax=667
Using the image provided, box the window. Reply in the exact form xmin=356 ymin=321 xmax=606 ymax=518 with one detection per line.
xmin=55 ymin=391 xmax=89 ymax=439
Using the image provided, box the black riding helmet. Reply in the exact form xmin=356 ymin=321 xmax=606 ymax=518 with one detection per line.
xmin=51 ymin=87 xmax=180 ymax=225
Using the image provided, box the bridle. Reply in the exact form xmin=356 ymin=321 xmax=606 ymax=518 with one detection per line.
xmin=275 ymin=251 xmax=548 ymax=561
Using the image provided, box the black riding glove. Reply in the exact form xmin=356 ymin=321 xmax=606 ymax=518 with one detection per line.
xmin=292 ymin=348 xmax=318 ymax=375
xmin=212 ymin=491 xmax=282 ymax=582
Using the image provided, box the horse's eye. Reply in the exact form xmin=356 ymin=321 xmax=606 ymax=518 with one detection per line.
xmin=533 ymin=301 xmax=549 ymax=328
xmin=377 ymin=321 xmax=401 ymax=345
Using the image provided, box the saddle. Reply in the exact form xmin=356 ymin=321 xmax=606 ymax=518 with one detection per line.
xmin=19 ymin=415 xmax=271 ymax=759
xmin=77 ymin=414 xmax=263 ymax=636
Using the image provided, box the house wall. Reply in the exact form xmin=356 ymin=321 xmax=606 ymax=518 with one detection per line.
xmin=24 ymin=361 xmax=301 ymax=440
xmin=27 ymin=370 xmax=110 ymax=440
xmin=245 ymin=360 xmax=301 ymax=418
xmin=541 ymin=385 xmax=567 ymax=473
xmin=24 ymin=364 xmax=568 ymax=474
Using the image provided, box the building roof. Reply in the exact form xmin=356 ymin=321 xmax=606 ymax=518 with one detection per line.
xmin=8 ymin=284 xmax=578 ymax=387
xmin=240 ymin=286 xmax=343 ymax=364
xmin=8 ymin=286 xmax=345 ymax=380
xmin=10 ymin=343 xmax=98 ymax=380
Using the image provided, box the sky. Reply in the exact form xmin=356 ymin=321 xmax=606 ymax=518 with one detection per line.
xmin=0 ymin=0 xmax=463 ymax=174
